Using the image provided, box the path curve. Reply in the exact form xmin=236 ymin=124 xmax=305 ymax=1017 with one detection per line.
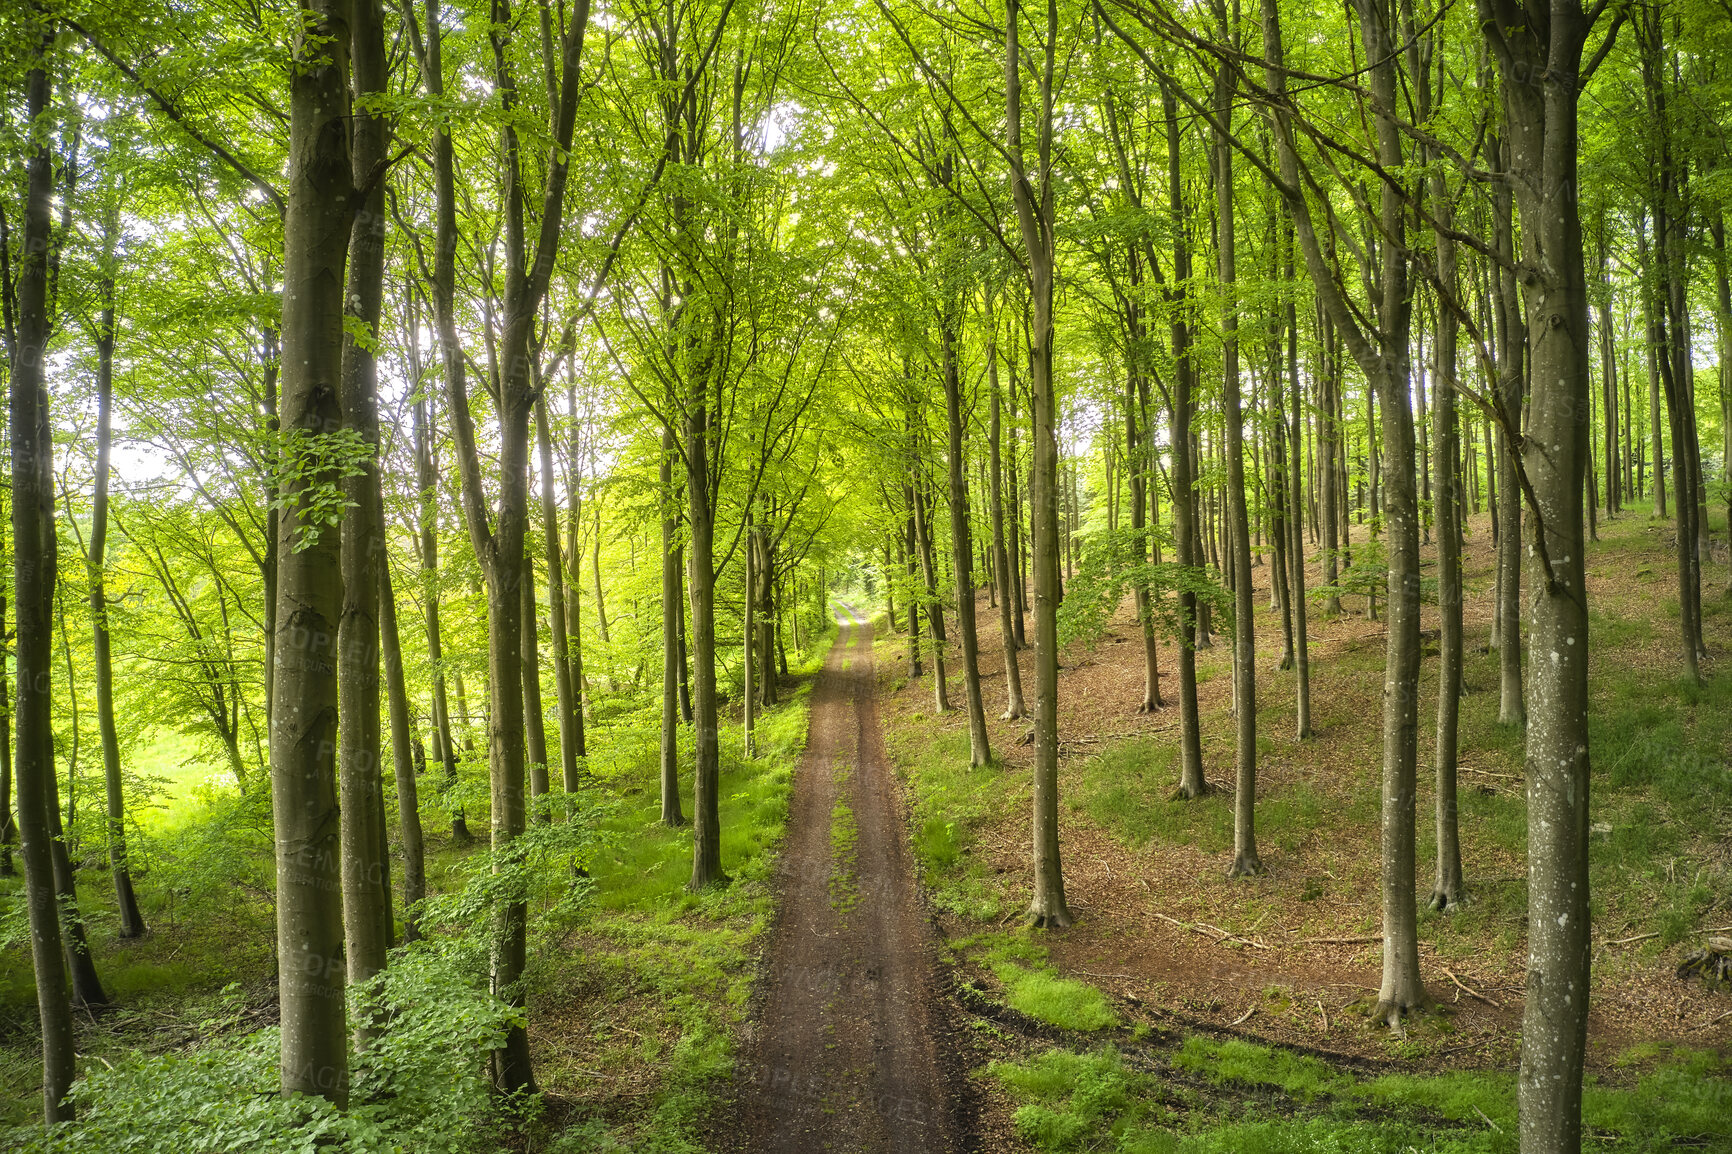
xmin=734 ymin=606 xmax=963 ymax=1153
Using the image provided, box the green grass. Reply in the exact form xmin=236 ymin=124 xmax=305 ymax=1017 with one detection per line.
xmin=992 ymin=1036 xmax=1732 ymax=1153
xmin=525 ymin=625 xmax=834 ymax=1151
xmin=994 ymin=963 xmax=1119 ymax=1031
xmin=886 ymin=721 xmax=1013 ymax=920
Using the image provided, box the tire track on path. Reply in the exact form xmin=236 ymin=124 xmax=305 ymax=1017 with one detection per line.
xmin=735 ymin=605 xmax=963 ymax=1153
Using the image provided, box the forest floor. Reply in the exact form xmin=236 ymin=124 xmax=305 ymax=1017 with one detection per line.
xmin=728 ymin=606 xmax=969 ymax=1153
xmin=868 ymin=508 xmax=1732 ymax=1151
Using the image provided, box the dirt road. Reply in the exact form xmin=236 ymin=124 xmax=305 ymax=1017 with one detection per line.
xmin=735 ymin=606 xmax=964 ymax=1153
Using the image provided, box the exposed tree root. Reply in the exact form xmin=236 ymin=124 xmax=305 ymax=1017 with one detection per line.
xmin=1226 ymin=852 xmax=1265 ymax=879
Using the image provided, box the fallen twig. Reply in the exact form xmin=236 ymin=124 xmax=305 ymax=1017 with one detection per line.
xmin=1473 ymin=1105 xmax=1504 ymax=1134
xmin=1231 ymin=1005 xmax=1257 ymax=1026
xmin=1316 ymin=999 xmax=1330 ymax=1031
xmin=1459 ymin=765 xmax=1521 ymax=781
xmin=1154 ymin=911 xmax=1270 ymax=950
xmin=1600 ymin=931 xmax=1660 ymax=947
xmin=1442 ymin=967 xmax=1503 ymax=1009
xmin=1697 ymin=1009 xmax=1732 ymax=1030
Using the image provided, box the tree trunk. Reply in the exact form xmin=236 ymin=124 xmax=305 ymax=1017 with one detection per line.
xmin=686 ymin=397 xmax=726 ymax=889
xmin=88 ymin=223 xmax=145 ymax=939
xmin=338 ymin=0 xmax=393 ymax=1011
xmin=1477 ymin=8 xmax=1599 ymax=1148
xmin=1428 ymin=126 xmax=1464 ymax=914
xmin=1491 ymin=143 xmax=1526 ymax=728
xmin=522 ymin=552 xmax=550 ymax=815
xmin=1162 ymin=81 xmax=1208 ymax=799
xmin=12 ymin=45 xmax=78 ymax=1067
xmin=0 ymin=593 xmax=13 ymax=879
xmin=1263 ymin=0 xmax=1426 ymax=1024
xmin=1006 ymin=367 xmax=1029 ymax=644
xmin=1007 ymin=0 xmax=1071 ymax=928
xmin=988 ymin=322 xmax=1026 ymax=720
xmin=942 ymin=317 xmax=991 ymax=765
xmin=273 ymin=0 xmax=353 ymax=1103
xmin=1215 ymin=68 xmax=1260 ymax=878
xmin=659 ymin=424 xmax=685 ymax=824
xmin=535 ymin=397 xmax=583 ymax=795
xmin=1283 ymin=219 xmax=1312 ymax=738
xmin=910 ymin=464 xmax=950 ymax=714
xmin=379 ymin=560 xmax=426 ymax=941
xmin=416 ymin=0 xmax=468 ymax=848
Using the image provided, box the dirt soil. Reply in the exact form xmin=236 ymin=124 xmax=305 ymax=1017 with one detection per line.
xmin=731 ymin=607 xmax=974 ymax=1153
xmin=874 ymin=511 xmax=1732 ymax=1077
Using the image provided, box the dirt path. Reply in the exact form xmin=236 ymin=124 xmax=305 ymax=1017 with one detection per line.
xmin=735 ymin=606 xmax=964 ymax=1154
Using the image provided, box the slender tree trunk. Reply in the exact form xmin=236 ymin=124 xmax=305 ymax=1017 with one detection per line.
xmin=1215 ymin=65 xmax=1260 ymax=877
xmin=1284 ymin=220 xmax=1312 ymax=738
xmin=1319 ymin=310 xmax=1343 ymax=615
xmin=988 ymin=318 xmax=1026 ymax=720
xmin=1007 ymin=0 xmax=1071 ymax=927
xmin=11 ymin=35 xmax=79 ymax=1108
xmin=1162 ymin=81 xmax=1207 ymax=799
xmin=0 ymin=593 xmax=13 ymax=879
xmin=910 ymin=465 xmax=950 ymax=713
xmin=1263 ymin=0 xmax=1425 ymax=1024
xmin=686 ymin=397 xmax=725 ymax=889
xmin=87 ymin=228 xmax=145 ymax=939
xmin=1429 ymin=151 xmax=1465 ymax=914
xmin=1006 ymin=369 xmax=1029 ymax=643
xmin=273 ymin=0 xmax=353 ymax=1102
xmin=1492 ymin=144 xmax=1526 ymax=727
xmin=942 ymin=318 xmax=990 ymax=765
xmin=379 ymin=561 xmax=426 ymax=941
xmin=338 ymin=0 xmax=393 ymax=1010
xmin=535 ymin=398 xmax=582 ymax=795
xmin=522 ymin=552 xmax=550 ymax=814
xmin=417 ymin=0 xmax=468 ymax=848
xmin=659 ymin=424 xmax=685 ymax=824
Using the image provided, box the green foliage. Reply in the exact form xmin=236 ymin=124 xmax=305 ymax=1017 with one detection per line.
xmin=1057 ymin=525 xmax=1230 ymax=650
xmin=6 ymin=956 xmax=514 ymax=1154
xmin=269 ymin=427 xmax=375 ymax=552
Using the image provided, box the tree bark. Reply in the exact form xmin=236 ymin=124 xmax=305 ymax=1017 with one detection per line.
xmin=379 ymin=560 xmax=426 ymax=941
xmin=1476 ymin=6 xmax=1600 ymax=1147
xmin=1161 ymin=81 xmax=1208 ymax=799
xmin=535 ymin=397 xmax=583 ymax=796
xmin=686 ymin=394 xmax=725 ymax=889
xmin=659 ymin=424 xmax=685 ymax=824
xmin=910 ymin=457 xmax=950 ymax=714
xmin=1263 ymin=0 xmax=1426 ymax=1024
xmin=338 ymin=0 xmax=393 ymax=1010
xmin=12 ymin=33 xmax=79 ymax=1119
xmin=941 ymin=317 xmax=990 ymax=765
xmin=273 ymin=0 xmax=353 ymax=1104
xmin=1491 ymin=141 xmax=1526 ymax=727
xmin=988 ymin=315 xmax=1026 ymax=720
xmin=1007 ymin=0 xmax=1071 ymax=928
xmin=88 ymin=215 xmax=145 ymax=938
xmin=1283 ymin=219 xmax=1312 ymax=738
xmin=522 ymin=552 xmax=550 ymax=815
xmin=1215 ymin=57 xmax=1260 ymax=878
xmin=1428 ymin=124 xmax=1465 ymax=914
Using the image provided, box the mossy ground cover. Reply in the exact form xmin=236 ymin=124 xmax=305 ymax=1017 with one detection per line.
xmin=988 ymin=1034 xmax=1732 ymax=1154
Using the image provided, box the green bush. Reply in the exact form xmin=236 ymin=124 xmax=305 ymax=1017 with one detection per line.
xmin=7 ymin=952 xmax=515 ymax=1154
